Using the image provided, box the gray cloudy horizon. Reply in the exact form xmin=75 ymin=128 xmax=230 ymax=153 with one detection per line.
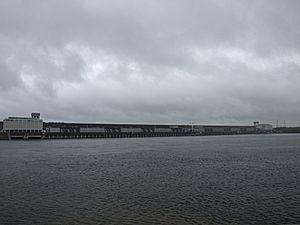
xmin=0 ymin=0 xmax=300 ymax=126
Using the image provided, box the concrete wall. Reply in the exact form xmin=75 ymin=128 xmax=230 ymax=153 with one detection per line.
xmin=246 ymin=127 xmax=255 ymax=132
xmin=120 ymin=128 xmax=143 ymax=133
xmin=80 ymin=127 xmax=106 ymax=133
xmin=194 ymin=126 xmax=205 ymax=132
xmin=46 ymin=127 xmax=61 ymax=133
xmin=154 ymin=128 xmax=172 ymax=132
xmin=212 ymin=127 xmax=225 ymax=132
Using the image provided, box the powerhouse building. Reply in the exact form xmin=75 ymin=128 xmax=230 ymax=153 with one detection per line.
xmin=3 ymin=113 xmax=43 ymax=133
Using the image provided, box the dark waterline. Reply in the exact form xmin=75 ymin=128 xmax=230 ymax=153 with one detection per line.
xmin=0 ymin=134 xmax=299 ymax=225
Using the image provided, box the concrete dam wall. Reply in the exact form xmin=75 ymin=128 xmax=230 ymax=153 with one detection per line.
xmin=1 ymin=113 xmax=272 ymax=140
xmin=41 ymin=122 xmax=256 ymax=140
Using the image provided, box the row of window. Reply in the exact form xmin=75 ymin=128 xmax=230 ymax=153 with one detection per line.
xmin=5 ymin=130 xmax=42 ymax=132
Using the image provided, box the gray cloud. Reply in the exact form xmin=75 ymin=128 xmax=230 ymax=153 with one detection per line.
xmin=0 ymin=60 xmax=20 ymax=91
xmin=0 ymin=0 xmax=300 ymax=126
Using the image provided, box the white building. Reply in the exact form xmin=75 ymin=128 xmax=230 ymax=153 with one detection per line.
xmin=255 ymin=123 xmax=273 ymax=132
xmin=3 ymin=113 xmax=43 ymax=132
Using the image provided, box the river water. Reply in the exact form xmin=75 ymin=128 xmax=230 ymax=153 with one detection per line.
xmin=0 ymin=134 xmax=299 ymax=225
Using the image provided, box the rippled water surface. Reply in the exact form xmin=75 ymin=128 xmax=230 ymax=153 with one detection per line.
xmin=0 ymin=134 xmax=300 ymax=225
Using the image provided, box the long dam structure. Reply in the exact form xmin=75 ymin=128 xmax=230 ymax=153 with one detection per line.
xmin=0 ymin=113 xmax=273 ymax=140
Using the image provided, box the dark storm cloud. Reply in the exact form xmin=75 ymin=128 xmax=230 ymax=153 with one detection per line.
xmin=0 ymin=0 xmax=300 ymax=125
xmin=0 ymin=60 xmax=21 ymax=91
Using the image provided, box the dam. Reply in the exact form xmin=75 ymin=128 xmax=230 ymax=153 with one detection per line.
xmin=0 ymin=113 xmax=272 ymax=140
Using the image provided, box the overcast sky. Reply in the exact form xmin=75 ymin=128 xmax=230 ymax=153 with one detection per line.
xmin=0 ymin=0 xmax=299 ymax=126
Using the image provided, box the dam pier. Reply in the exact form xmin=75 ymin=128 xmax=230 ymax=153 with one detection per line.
xmin=0 ymin=113 xmax=273 ymax=140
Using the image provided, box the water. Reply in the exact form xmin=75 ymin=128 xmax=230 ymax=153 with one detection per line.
xmin=0 ymin=134 xmax=299 ymax=225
